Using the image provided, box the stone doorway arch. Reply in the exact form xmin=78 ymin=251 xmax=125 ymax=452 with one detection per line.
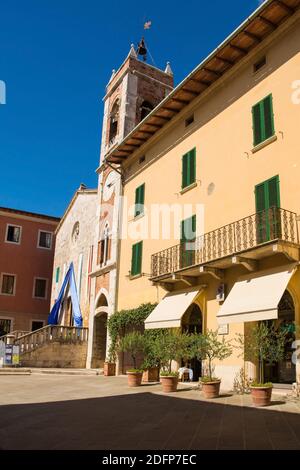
xmin=91 ymin=293 xmax=109 ymax=368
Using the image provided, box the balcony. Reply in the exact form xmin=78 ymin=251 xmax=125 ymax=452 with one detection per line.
xmin=151 ymin=208 xmax=300 ymax=282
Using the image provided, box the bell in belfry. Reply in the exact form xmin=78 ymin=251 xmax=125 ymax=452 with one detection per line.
xmin=136 ymin=38 xmax=147 ymax=61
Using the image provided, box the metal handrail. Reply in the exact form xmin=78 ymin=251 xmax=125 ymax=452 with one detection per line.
xmin=151 ymin=207 xmax=299 ymax=278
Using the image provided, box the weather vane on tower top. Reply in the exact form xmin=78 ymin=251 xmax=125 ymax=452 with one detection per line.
xmin=136 ymin=19 xmax=152 ymax=62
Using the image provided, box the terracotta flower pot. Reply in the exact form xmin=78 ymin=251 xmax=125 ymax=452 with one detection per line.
xmin=103 ymin=362 xmax=116 ymax=376
xmin=201 ymin=380 xmax=221 ymax=399
xmin=142 ymin=367 xmax=159 ymax=382
xmin=250 ymin=386 xmax=273 ymax=407
xmin=161 ymin=376 xmax=178 ymax=393
xmin=127 ymin=371 xmax=143 ymax=387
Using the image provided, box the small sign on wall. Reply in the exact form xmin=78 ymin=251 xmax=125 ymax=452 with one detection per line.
xmin=5 ymin=344 xmax=13 ymax=365
xmin=0 ymin=340 xmax=5 ymax=368
xmin=12 ymin=345 xmax=20 ymax=365
xmin=218 ymin=324 xmax=229 ymax=335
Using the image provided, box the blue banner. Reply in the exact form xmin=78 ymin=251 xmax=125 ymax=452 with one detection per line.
xmin=48 ymin=262 xmax=83 ymax=327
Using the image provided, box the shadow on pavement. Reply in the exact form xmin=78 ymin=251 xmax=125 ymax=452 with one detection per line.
xmin=1 ymin=391 xmax=300 ymax=450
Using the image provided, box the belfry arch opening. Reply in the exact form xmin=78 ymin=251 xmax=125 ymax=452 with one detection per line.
xmin=109 ymin=99 xmax=119 ymax=144
xmin=140 ymin=100 xmax=153 ymax=121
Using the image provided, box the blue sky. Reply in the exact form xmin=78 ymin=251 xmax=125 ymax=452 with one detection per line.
xmin=0 ymin=0 xmax=262 ymax=217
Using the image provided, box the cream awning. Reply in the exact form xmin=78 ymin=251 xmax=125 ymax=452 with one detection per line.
xmin=145 ymin=288 xmax=203 ymax=329
xmin=217 ymin=264 xmax=296 ymax=325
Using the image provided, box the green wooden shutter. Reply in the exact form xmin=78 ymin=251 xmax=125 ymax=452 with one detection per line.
xmin=263 ymin=95 xmax=274 ymax=141
xmin=255 ymin=182 xmax=267 ymax=243
xmin=131 ymin=241 xmax=143 ymax=276
xmin=252 ymin=103 xmax=262 ymax=147
xmin=55 ymin=267 xmax=60 ymax=283
xmin=140 ymin=184 xmax=145 ymax=206
xmin=180 ymin=216 xmax=196 ymax=267
xmin=255 ymin=175 xmax=280 ymax=242
xmin=136 ymin=241 xmax=142 ymax=274
xmin=252 ymin=94 xmax=275 ymax=146
xmin=134 ymin=186 xmax=140 ymax=217
xmin=189 ymin=148 xmax=196 ymax=186
xmin=180 ymin=219 xmax=185 ymax=243
xmin=131 ymin=244 xmax=137 ymax=275
xmin=267 ymin=175 xmax=281 ymax=238
xmin=181 ymin=215 xmax=196 ymax=242
xmin=255 ymin=183 xmax=266 ymax=213
xmin=182 ymin=149 xmax=196 ymax=189
xmin=192 ymin=214 xmax=196 ymax=235
xmin=267 ymin=176 xmax=280 ymax=208
xmin=255 ymin=175 xmax=280 ymax=211
xmin=182 ymin=153 xmax=188 ymax=189
xmin=135 ymin=184 xmax=145 ymax=217
xmin=180 ymin=219 xmax=187 ymax=268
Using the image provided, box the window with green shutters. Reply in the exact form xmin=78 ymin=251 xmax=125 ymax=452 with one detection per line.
xmin=180 ymin=215 xmax=196 ymax=268
xmin=134 ymin=184 xmax=145 ymax=217
xmin=252 ymin=94 xmax=275 ymax=147
xmin=255 ymin=175 xmax=281 ymax=242
xmin=182 ymin=148 xmax=196 ymax=189
xmin=55 ymin=267 xmax=60 ymax=283
xmin=131 ymin=241 xmax=143 ymax=276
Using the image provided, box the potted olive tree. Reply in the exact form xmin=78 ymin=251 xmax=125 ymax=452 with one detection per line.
xmin=104 ymin=318 xmax=117 ymax=377
xmin=103 ymin=353 xmax=117 ymax=377
xmin=105 ymin=303 xmax=158 ymax=378
xmin=141 ymin=330 xmax=161 ymax=382
xmin=118 ymin=331 xmax=145 ymax=387
xmin=103 ymin=339 xmax=117 ymax=376
xmin=154 ymin=331 xmax=192 ymax=393
xmin=195 ymin=330 xmax=232 ymax=399
xmin=237 ymin=322 xmax=287 ymax=406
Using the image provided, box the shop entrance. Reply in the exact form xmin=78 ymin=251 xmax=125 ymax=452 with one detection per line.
xmin=181 ymin=303 xmax=202 ymax=381
xmin=265 ymin=290 xmax=296 ymax=384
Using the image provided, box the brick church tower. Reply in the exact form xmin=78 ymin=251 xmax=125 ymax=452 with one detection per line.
xmin=86 ymin=43 xmax=174 ymax=369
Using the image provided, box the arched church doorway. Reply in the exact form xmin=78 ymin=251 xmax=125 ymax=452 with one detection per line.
xmin=181 ymin=303 xmax=203 ymax=381
xmin=265 ymin=289 xmax=296 ymax=384
xmin=91 ymin=293 xmax=108 ymax=368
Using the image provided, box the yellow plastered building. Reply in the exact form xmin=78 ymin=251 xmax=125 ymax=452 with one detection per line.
xmin=104 ymin=0 xmax=300 ymax=388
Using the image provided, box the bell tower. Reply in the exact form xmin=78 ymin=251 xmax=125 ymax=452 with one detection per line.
xmin=87 ymin=43 xmax=174 ymax=369
xmin=100 ymin=43 xmax=174 ymax=162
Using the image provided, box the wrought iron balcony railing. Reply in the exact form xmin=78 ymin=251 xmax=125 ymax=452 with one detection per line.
xmin=151 ymin=207 xmax=299 ymax=278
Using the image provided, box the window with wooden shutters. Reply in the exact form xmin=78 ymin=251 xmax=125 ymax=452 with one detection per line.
xmin=252 ymin=94 xmax=275 ymax=147
xmin=134 ymin=184 xmax=145 ymax=217
xmin=131 ymin=241 xmax=143 ymax=276
xmin=255 ymin=175 xmax=280 ymax=243
xmin=55 ymin=267 xmax=60 ymax=283
xmin=182 ymin=148 xmax=196 ymax=189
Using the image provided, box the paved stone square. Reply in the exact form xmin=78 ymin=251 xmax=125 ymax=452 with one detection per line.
xmin=1 ymin=374 xmax=300 ymax=450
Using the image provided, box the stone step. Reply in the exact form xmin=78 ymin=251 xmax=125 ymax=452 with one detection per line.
xmin=29 ymin=368 xmax=103 ymax=376
xmin=0 ymin=367 xmax=31 ymax=375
